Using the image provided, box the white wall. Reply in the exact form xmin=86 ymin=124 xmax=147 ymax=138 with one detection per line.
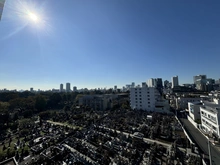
xmin=130 ymin=87 xmax=157 ymax=111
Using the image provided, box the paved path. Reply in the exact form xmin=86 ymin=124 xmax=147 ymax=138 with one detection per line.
xmin=99 ymin=126 xmax=186 ymax=152
xmin=180 ymin=118 xmax=220 ymax=165
xmin=46 ymin=120 xmax=82 ymax=130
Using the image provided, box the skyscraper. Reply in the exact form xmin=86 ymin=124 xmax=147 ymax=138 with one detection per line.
xmin=66 ymin=83 xmax=71 ymax=92
xmin=194 ymin=75 xmax=207 ymax=84
xmin=193 ymin=75 xmax=207 ymax=91
xmin=147 ymin=78 xmax=155 ymax=87
xmin=60 ymin=84 xmax=63 ymax=92
xmin=73 ymin=86 xmax=77 ymax=92
xmin=172 ymin=76 xmax=179 ymax=88
xmin=155 ymin=78 xmax=163 ymax=88
xmin=164 ymin=80 xmax=169 ymax=88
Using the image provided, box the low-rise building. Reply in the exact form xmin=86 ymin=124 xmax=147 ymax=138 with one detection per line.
xmin=79 ymin=94 xmax=117 ymax=111
xmin=188 ymin=102 xmax=203 ymax=121
xmin=200 ymin=102 xmax=220 ymax=139
xmin=175 ymin=97 xmax=201 ymax=110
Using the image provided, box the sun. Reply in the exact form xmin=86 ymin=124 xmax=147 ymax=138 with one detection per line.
xmin=28 ymin=12 xmax=39 ymax=23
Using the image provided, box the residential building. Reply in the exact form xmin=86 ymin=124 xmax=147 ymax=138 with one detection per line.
xmin=188 ymin=102 xmax=203 ymax=121
xmin=130 ymin=86 xmax=160 ymax=111
xmin=200 ymin=102 xmax=220 ymax=138
xmin=30 ymin=87 xmax=33 ymax=92
xmin=66 ymin=83 xmax=71 ymax=92
xmin=171 ymin=76 xmax=179 ymax=88
xmin=60 ymin=84 xmax=63 ymax=92
xmin=175 ymin=96 xmax=201 ymax=110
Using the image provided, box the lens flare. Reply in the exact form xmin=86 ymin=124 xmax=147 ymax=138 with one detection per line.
xmin=28 ymin=12 xmax=39 ymax=23
xmin=2 ymin=0 xmax=52 ymax=40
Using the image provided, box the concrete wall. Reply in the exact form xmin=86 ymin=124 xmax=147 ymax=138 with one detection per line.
xmin=187 ymin=115 xmax=198 ymax=128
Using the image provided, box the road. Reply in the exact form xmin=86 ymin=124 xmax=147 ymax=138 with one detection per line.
xmin=180 ymin=118 xmax=220 ymax=165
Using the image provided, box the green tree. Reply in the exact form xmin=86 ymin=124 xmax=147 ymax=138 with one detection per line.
xmin=47 ymin=93 xmax=62 ymax=108
xmin=35 ymin=95 xmax=46 ymax=111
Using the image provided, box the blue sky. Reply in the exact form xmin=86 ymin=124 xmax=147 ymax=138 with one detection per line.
xmin=0 ymin=0 xmax=220 ymax=90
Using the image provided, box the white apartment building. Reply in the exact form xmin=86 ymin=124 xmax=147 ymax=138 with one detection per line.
xmin=130 ymin=86 xmax=160 ymax=111
xmin=200 ymin=102 xmax=220 ymax=138
xmin=188 ymin=102 xmax=203 ymax=121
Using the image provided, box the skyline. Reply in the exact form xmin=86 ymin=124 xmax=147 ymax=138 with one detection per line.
xmin=1 ymin=0 xmax=220 ymax=90
xmin=1 ymin=74 xmax=219 ymax=91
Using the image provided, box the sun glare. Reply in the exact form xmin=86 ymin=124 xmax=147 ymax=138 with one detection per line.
xmin=28 ymin=12 xmax=39 ymax=22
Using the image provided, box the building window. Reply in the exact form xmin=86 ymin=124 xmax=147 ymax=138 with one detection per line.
xmin=140 ymin=101 xmax=142 ymax=104
xmin=140 ymin=98 xmax=142 ymax=100
xmin=212 ymin=126 xmax=217 ymax=131
xmin=148 ymin=102 xmax=150 ymax=104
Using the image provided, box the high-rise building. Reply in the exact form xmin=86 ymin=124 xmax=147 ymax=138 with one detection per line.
xmin=164 ymin=80 xmax=169 ymax=88
xmin=155 ymin=78 xmax=163 ymax=88
xmin=193 ymin=75 xmax=207 ymax=91
xmin=73 ymin=86 xmax=77 ymax=92
xmin=172 ymin=76 xmax=179 ymax=88
xmin=66 ymin=83 xmax=71 ymax=92
xmin=148 ymin=78 xmax=163 ymax=91
xmin=114 ymin=85 xmax=117 ymax=91
xmin=30 ymin=88 xmax=33 ymax=92
xmin=147 ymin=78 xmax=155 ymax=87
xmin=60 ymin=84 xmax=63 ymax=92
xmin=194 ymin=75 xmax=207 ymax=84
